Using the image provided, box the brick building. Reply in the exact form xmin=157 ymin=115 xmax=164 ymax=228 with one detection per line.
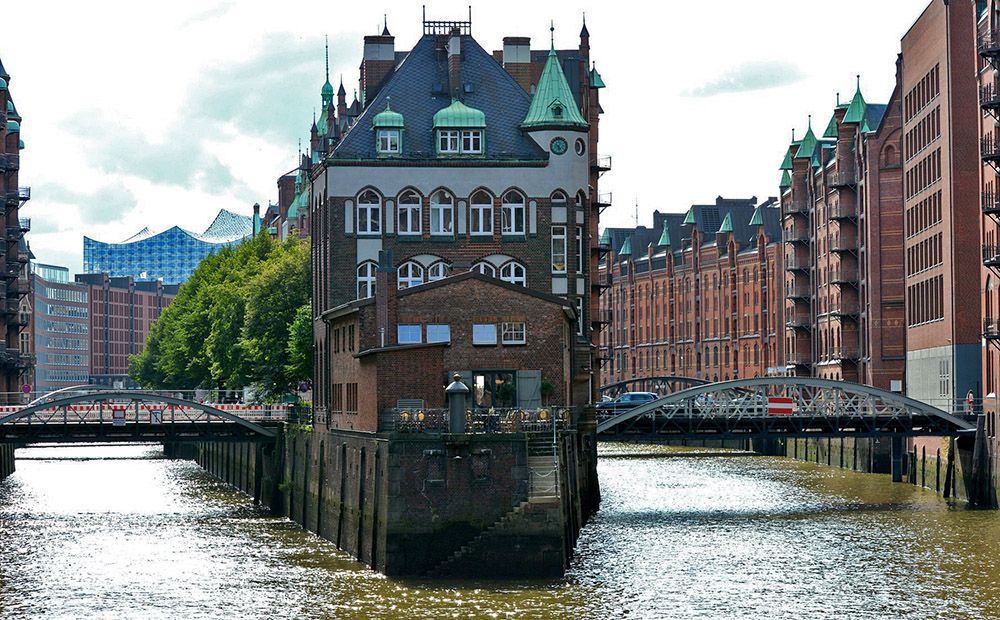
xmin=74 ymin=273 xmax=177 ymax=387
xmin=0 ymin=55 xmax=34 ymax=399
xmin=779 ymin=74 xmax=906 ymax=389
xmin=978 ymin=1 xmax=1000 ymax=406
xmin=598 ymin=197 xmax=785 ymax=387
xmin=32 ymin=264 xmax=89 ymax=394
xmin=311 ymin=17 xmax=606 ymax=426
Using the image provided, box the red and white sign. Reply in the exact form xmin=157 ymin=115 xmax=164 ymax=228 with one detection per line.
xmin=767 ymin=396 xmax=795 ymax=415
xmin=112 ymin=408 xmax=126 ymax=426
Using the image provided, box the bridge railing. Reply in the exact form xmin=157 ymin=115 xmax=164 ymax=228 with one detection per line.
xmin=381 ymin=407 xmax=573 ymax=434
xmin=1 ymin=402 xmax=293 ymax=426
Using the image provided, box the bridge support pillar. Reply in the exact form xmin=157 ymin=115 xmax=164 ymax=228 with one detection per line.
xmin=958 ymin=415 xmax=998 ymax=508
xmin=890 ymin=437 xmax=904 ymax=483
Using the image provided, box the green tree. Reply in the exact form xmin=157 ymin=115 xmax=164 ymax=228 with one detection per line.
xmin=285 ymin=303 xmax=313 ymax=388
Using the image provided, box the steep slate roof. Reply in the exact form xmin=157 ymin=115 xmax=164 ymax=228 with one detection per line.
xmin=332 ymin=34 xmax=546 ymax=161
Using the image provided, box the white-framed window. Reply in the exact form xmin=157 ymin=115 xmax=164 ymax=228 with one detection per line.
xmin=551 ymin=190 xmax=568 ymax=203
xmin=575 ymin=297 xmax=585 ymax=337
xmin=427 ymin=261 xmax=450 ymax=282
xmin=427 ymin=324 xmax=451 ymax=343
xmin=576 ymin=191 xmax=586 ymax=208
xmin=552 ymin=225 xmax=567 ymax=274
xmin=357 ymin=261 xmax=377 ymax=299
xmin=473 ymin=323 xmax=497 ymax=345
xmin=430 ymin=189 xmax=454 ymax=235
xmin=576 ymin=225 xmax=584 ymax=273
xmin=397 ymin=189 xmax=422 ymax=235
xmin=397 ymin=324 xmax=421 ymax=344
xmin=438 ymin=130 xmax=460 ymax=153
xmin=377 ymin=129 xmax=400 ymax=154
xmin=501 ymin=321 xmax=526 ymax=345
xmin=357 ymin=189 xmax=381 ymax=234
xmin=470 ymin=190 xmax=493 ymax=235
xmin=499 ymin=261 xmax=527 ymax=286
xmin=473 ymin=262 xmax=497 ymax=277
xmin=461 ymin=130 xmax=483 ymax=153
xmin=501 ymin=190 xmax=525 ymax=235
xmin=397 ymin=261 xmax=424 ymax=289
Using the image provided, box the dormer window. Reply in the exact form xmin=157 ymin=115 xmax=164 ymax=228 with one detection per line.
xmin=432 ymin=99 xmax=486 ymax=157
xmin=378 ymin=129 xmax=400 ymax=154
xmin=438 ymin=130 xmax=460 ymax=153
xmin=461 ymin=130 xmax=482 ymax=153
xmin=437 ymin=129 xmax=482 ymax=154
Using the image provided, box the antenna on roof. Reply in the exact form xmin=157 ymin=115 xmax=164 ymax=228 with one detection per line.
xmin=550 ymin=20 xmax=555 ymax=47
xmin=469 ymin=5 xmax=472 ymax=34
xmin=634 ymin=197 xmax=639 ymax=227
xmin=325 ymin=35 xmax=329 ymax=82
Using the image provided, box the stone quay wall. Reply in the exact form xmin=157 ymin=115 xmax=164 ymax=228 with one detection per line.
xmin=0 ymin=444 xmax=14 ymax=480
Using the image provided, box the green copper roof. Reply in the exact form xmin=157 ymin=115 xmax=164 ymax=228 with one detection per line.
xmin=657 ymin=221 xmax=671 ymax=246
xmin=683 ymin=208 xmax=696 ymax=226
xmin=590 ymin=64 xmax=606 ymax=89
xmin=287 ymin=187 xmax=308 ymax=220
xmin=6 ymin=120 xmax=19 ymax=133
xmin=6 ymin=101 xmax=12 ymax=113
xmin=794 ymin=120 xmax=817 ymax=160
xmin=811 ymin=146 xmax=823 ymax=169
xmin=521 ymin=47 xmax=589 ymax=129
xmin=618 ymin=236 xmax=632 ymax=257
xmin=823 ymin=113 xmax=838 ymax=139
xmin=862 ymin=117 xmax=872 ymax=133
xmin=780 ymin=146 xmax=794 ymax=171
xmin=717 ymin=212 xmax=733 ymax=234
xmin=0 ymin=77 xmax=6 ymax=89
xmin=599 ymin=229 xmax=610 ymax=246
xmin=373 ymin=101 xmax=404 ymax=128
xmin=322 ymin=80 xmax=334 ymax=97
xmin=18 ymin=139 xmax=24 ymax=150
xmin=842 ymin=77 xmax=867 ymax=125
xmin=749 ymin=206 xmax=763 ymax=227
xmin=780 ymin=170 xmax=791 ymax=189
xmin=433 ymin=99 xmax=486 ymax=128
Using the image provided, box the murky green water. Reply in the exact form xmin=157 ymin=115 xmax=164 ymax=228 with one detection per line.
xmin=2 ymin=443 xmax=999 ymax=619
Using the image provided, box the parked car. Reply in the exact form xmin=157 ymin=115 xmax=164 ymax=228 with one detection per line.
xmin=596 ymin=392 xmax=660 ymax=414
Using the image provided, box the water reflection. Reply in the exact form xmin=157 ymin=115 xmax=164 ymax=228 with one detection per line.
xmin=1 ymin=444 xmax=998 ymax=618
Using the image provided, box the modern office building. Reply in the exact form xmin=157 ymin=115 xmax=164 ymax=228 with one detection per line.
xmin=598 ymin=197 xmax=785 ymax=387
xmin=82 ymin=209 xmax=254 ymax=285
xmin=32 ymin=264 xmax=89 ymax=394
xmin=0 ymin=55 xmax=34 ymax=399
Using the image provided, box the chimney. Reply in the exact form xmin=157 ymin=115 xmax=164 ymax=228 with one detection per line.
xmin=502 ymin=36 xmax=532 ymax=92
xmin=448 ymin=28 xmax=463 ymax=100
xmin=252 ymin=202 xmax=260 ymax=238
xmin=277 ymin=175 xmax=295 ymax=219
xmin=360 ymin=32 xmax=395 ymax=109
xmin=374 ymin=250 xmax=397 ymax=348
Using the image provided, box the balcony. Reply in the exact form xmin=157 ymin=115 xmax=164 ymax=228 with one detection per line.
xmin=591 ymin=309 xmax=612 ymax=326
xmin=593 ymin=192 xmax=612 ymax=213
xmin=829 ymin=203 xmax=857 ymax=220
xmin=782 ymin=198 xmax=809 ymax=217
xmin=829 ymin=303 xmax=859 ymax=319
xmin=979 ymin=31 xmax=1000 ymax=59
xmin=828 ymin=166 xmax=857 ymax=188
xmin=831 ymin=239 xmax=857 ymax=254
xmin=982 ymin=135 xmax=1000 ymax=163
xmin=986 ymin=319 xmax=1000 ymax=340
xmin=784 ymin=228 xmax=809 ymax=244
xmin=591 ymin=154 xmax=612 ymax=173
xmin=786 ymin=354 xmax=812 ymax=366
xmin=785 ymin=283 xmax=811 ymax=300
xmin=983 ymin=82 xmax=1000 ymax=112
xmin=785 ymin=255 xmax=810 ymax=272
xmin=831 ymin=266 xmax=859 ymax=284
xmin=984 ymin=244 xmax=1000 ymax=267
xmin=18 ymin=218 xmax=30 ymax=232
xmin=984 ymin=191 xmax=1000 ymax=217
xmin=0 ymin=154 xmax=18 ymax=172
xmin=830 ymin=346 xmax=860 ymax=360
xmin=786 ymin=313 xmax=811 ymax=330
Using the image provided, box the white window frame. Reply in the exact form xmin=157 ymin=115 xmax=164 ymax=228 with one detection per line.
xmin=438 ymin=130 xmax=460 ymax=153
xmin=499 ymin=261 xmax=527 ymax=286
xmin=427 ymin=324 xmax=451 ymax=343
xmin=470 ymin=191 xmax=493 ymax=235
xmin=473 ymin=262 xmax=497 ymax=277
xmin=576 ymin=225 xmax=584 ymax=273
xmin=427 ymin=261 xmax=450 ymax=282
xmin=357 ymin=190 xmax=381 ymax=234
xmin=397 ymin=324 xmax=421 ymax=344
xmin=501 ymin=321 xmax=526 ymax=345
xmin=377 ymin=129 xmax=400 ymax=154
xmin=430 ymin=190 xmax=454 ymax=235
xmin=397 ymin=261 xmax=424 ymax=289
xmin=551 ymin=225 xmax=567 ymax=274
xmin=501 ymin=191 xmax=525 ymax=235
xmin=473 ymin=323 xmax=497 ymax=346
xmin=461 ymin=130 xmax=483 ymax=153
xmin=575 ymin=297 xmax=585 ymax=337
xmin=356 ymin=261 xmax=377 ymax=299
xmin=397 ymin=190 xmax=422 ymax=235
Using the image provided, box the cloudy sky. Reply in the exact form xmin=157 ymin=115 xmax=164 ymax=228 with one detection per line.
xmin=5 ymin=0 xmax=931 ymax=272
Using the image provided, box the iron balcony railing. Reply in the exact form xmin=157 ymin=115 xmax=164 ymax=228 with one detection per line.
xmin=830 ymin=346 xmax=860 ymax=360
xmin=979 ymin=31 xmax=1000 ymax=57
xmin=984 ymin=244 xmax=1000 ymax=267
xmin=831 ymin=238 xmax=857 ymax=253
xmin=381 ymin=406 xmax=572 ymax=434
xmin=17 ymin=188 xmax=29 ymax=202
xmin=831 ymin=266 xmax=859 ymax=284
xmin=594 ymin=192 xmax=612 ymax=211
xmin=785 ymin=284 xmax=811 ymax=300
xmin=784 ymin=228 xmax=809 ymax=243
xmin=782 ymin=198 xmax=809 ymax=216
xmin=986 ymin=319 xmax=1000 ymax=339
xmin=828 ymin=166 xmax=857 ymax=188
xmin=786 ymin=314 xmax=811 ymax=329
xmin=982 ymin=82 xmax=1000 ymax=109
xmin=982 ymin=135 xmax=1000 ymax=161
xmin=18 ymin=217 xmax=30 ymax=232
xmin=786 ymin=353 xmax=812 ymax=366
xmin=829 ymin=302 xmax=859 ymax=318
xmin=785 ymin=255 xmax=810 ymax=271
xmin=591 ymin=154 xmax=612 ymax=172
xmin=829 ymin=203 xmax=857 ymax=220
xmin=984 ymin=191 xmax=1000 ymax=216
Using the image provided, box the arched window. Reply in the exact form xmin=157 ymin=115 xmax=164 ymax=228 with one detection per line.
xmin=499 ymin=261 xmax=527 ymax=286
xmin=397 ymin=189 xmax=422 ymax=235
xmin=397 ymin=261 xmax=424 ymax=289
xmin=357 ymin=190 xmax=381 ymax=234
xmin=427 ymin=261 xmax=450 ymax=282
xmin=472 ymin=262 xmax=497 ymax=277
xmin=470 ymin=190 xmax=493 ymax=236
xmin=576 ymin=191 xmax=586 ymax=208
xmin=551 ymin=190 xmax=568 ymax=203
xmin=501 ymin=190 xmax=525 ymax=235
xmin=712 ymin=346 xmax=719 ymax=366
xmin=356 ymin=261 xmax=377 ymax=299
xmin=430 ymin=189 xmax=454 ymax=235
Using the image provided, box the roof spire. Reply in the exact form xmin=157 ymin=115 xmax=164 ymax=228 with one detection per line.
xmin=580 ymin=12 xmax=590 ymax=37
xmin=836 ymin=92 xmax=840 ymax=106
xmin=550 ymin=20 xmax=555 ymax=49
xmin=325 ymin=35 xmax=330 ymax=81
xmin=382 ymin=14 xmax=390 ymax=36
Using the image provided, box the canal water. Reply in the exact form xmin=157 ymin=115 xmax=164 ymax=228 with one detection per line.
xmin=2 ymin=444 xmax=1000 ymax=619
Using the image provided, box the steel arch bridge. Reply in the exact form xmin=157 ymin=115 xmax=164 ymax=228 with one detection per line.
xmin=0 ymin=391 xmax=280 ymax=444
xmin=599 ymin=375 xmax=709 ymax=399
xmin=596 ymin=377 xmax=977 ymax=439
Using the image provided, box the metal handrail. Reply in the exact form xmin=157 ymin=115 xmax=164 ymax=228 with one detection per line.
xmin=382 ymin=406 xmax=572 ymax=434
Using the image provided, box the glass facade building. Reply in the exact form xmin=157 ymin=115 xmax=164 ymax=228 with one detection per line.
xmin=83 ymin=209 xmax=254 ymax=285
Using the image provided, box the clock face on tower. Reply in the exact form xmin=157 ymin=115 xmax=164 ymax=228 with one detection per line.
xmin=550 ymin=137 xmax=568 ymax=155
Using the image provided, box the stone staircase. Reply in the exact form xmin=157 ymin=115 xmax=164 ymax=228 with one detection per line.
xmin=425 ymin=500 xmax=533 ymax=578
